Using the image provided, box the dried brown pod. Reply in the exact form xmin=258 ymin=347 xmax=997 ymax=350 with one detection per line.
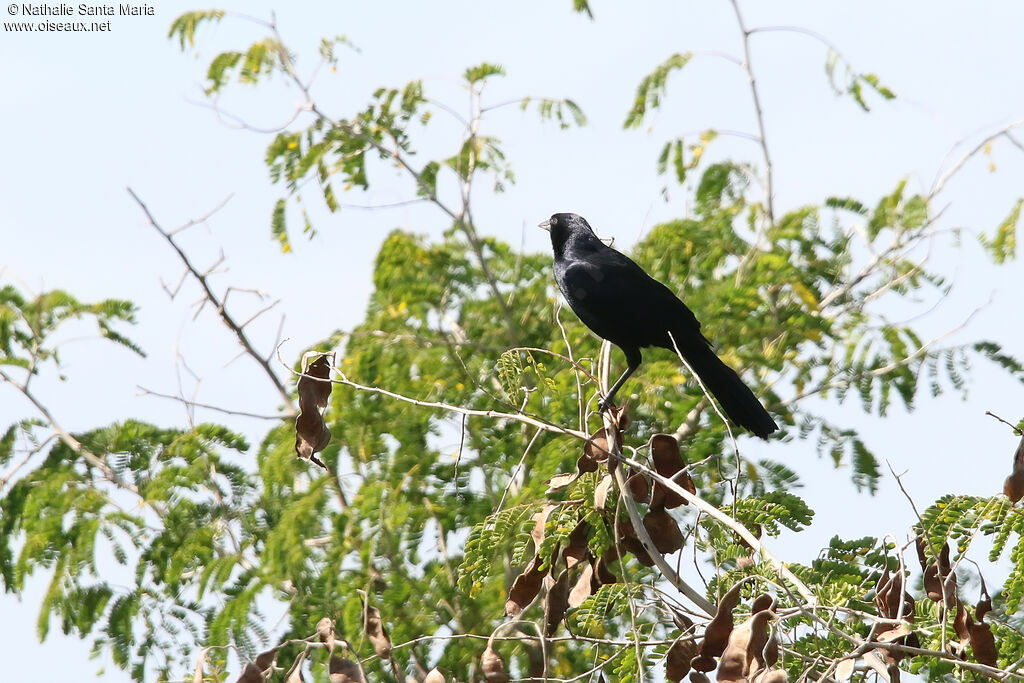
xmin=643 ymin=506 xmax=684 ymax=553
xmin=585 ymin=427 xmax=614 ymax=462
xmin=649 ymin=434 xmax=696 ymax=509
xmin=328 ymin=656 xmax=365 ymax=683
xmin=594 ymin=473 xmax=614 ymax=508
xmin=690 ymin=655 xmax=716 ymax=673
xmin=626 ymin=470 xmax=652 ymax=503
xmin=952 ymin=584 xmax=998 ymax=666
xmin=236 ymin=663 xmax=263 ymax=683
xmin=753 ymin=669 xmax=789 ymax=683
xmin=665 ymin=636 xmax=697 ymax=681
xmin=1004 ymin=435 xmax=1024 ymax=503
xmin=916 ymin=537 xmax=956 ymax=604
xmin=617 ymin=519 xmax=654 ymax=566
xmin=424 ymin=668 xmax=446 ymax=683
xmin=363 ymin=604 xmax=392 ymax=659
xmin=698 ymin=579 xmax=746 ymax=659
xmin=593 ymin=552 xmax=618 ymax=585
xmin=481 ymin=645 xmax=510 ymax=683
xmin=875 ymin=570 xmax=915 ymax=621
xmin=295 ymin=355 xmax=333 ymax=460
xmin=545 ymin=568 xmax=571 ymax=636
xmin=569 ymin=563 xmax=595 ymax=608
xmin=562 ymin=521 xmax=590 ymax=569
xmin=317 ymin=617 xmax=335 ymax=654
xmin=254 ymin=648 xmax=278 ymax=671
xmin=192 ymin=650 xmax=206 ymax=683
xmin=506 ymin=555 xmax=547 ymax=617
xmin=716 ymin=610 xmax=774 ymax=683
xmin=545 ymin=453 xmax=600 ymax=492
xmin=751 ymin=593 xmax=775 ymax=614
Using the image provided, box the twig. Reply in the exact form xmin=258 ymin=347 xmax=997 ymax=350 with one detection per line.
xmin=597 ymin=342 xmax=716 ymax=617
xmin=1 ymin=368 xmax=142 ymax=497
xmin=931 ymin=120 xmax=1024 ymax=198
xmin=729 ymin=0 xmax=775 ymax=225
xmin=136 ymin=386 xmax=282 ymax=420
xmin=986 ymin=410 xmax=1024 ymax=436
xmin=276 ymin=341 xmax=587 ymax=442
xmin=127 ymin=187 xmax=296 ymax=415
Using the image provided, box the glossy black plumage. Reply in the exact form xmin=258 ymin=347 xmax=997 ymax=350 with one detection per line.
xmin=542 ymin=212 xmax=778 ymax=439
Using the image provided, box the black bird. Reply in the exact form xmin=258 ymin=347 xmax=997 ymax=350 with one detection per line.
xmin=541 ymin=212 xmax=778 ymax=439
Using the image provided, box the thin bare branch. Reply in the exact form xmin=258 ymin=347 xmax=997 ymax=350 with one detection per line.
xmin=127 ymin=187 xmax=296 ymax=415
xmin=136 ymin=386 xmax=282 ymax=420
xmin=729 ymin=0 xmax=775 ymax=225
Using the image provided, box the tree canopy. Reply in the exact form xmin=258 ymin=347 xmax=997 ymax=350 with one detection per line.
xmin=3 ymin=3 xmax=1024 ymax=682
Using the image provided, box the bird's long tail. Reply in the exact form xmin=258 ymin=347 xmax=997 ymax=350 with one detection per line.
xmin=678 ymin=341 xmax=778 ymax=439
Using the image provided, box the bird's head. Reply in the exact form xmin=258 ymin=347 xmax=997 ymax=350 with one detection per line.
xmin=538 ymin=212 xmax=597 ymax=256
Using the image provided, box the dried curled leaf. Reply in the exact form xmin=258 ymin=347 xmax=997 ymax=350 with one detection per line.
xmin=481 ymin=645 xmax=510 ymax=683
xmin=363 ymin=604 xmax=392 ymax=659
xmin=649 ymin=434 xmax=695 ymax=509
xmin=328 ymin=656 xmax=365 ymax=683
xmin=317 ymin=617 xmax=336 ymax=654
xmin=689 ymin=672 xmax=711 ymax=683
xmin=545 ymin=568 xmax=571 ymax=636
xmin=295 ymin=354 xmax=333 ymax=460
xmin=643 ymin=506 xmax=684 ymax=553
xmin=1004 ymin=435 xmax=1024 ymax=503
xmin=506 ymin=555 xmax=546 ymax=617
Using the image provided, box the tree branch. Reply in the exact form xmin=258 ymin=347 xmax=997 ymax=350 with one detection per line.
xmin=127 ymin=187 xmax=296 ymax=415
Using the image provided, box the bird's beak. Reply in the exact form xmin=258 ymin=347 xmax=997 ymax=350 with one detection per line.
xmin=538 ymin=219 xmax=551 ymax=232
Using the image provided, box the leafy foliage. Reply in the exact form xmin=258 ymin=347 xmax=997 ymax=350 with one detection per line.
xmin=3 ymin=5 xmax=1024 ymax=682
xmin=979 ymin=198 xmax=1022 ymax=264
xmin=624 ymin=53 xmax=692 ymax=128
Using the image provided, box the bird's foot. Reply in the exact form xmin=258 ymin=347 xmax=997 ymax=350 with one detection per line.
xmin=597 ymin=396 xmax=616 ymax=412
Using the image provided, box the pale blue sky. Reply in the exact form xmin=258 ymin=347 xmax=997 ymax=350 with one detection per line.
xmin=2 ymin=1 xmax=1023 ymax=681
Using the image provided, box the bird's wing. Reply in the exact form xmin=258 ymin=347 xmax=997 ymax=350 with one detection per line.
xmin=558 ymin=249 xmax=704 ymax=349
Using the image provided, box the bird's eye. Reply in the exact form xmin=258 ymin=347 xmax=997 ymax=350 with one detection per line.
xmin=550 ymin=216 xmax=558 ymax=225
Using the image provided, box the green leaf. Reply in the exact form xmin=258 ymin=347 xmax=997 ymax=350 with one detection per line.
xmin=825 ymin=196 xmax=869 ymax=216
xmin=572 ymin=0 xmax=594 ymax=19
xmin=728 ymin=491 xmax=814 ymax=536
xmin=167 ymin=10 xmax=225 ymax=51
xmin=271 ymin=198 xmax=290 ymax=253
xmin=624 ymin=53 xmax=692 ymax=128
xmin=464 ymin=62 xmax=506 ymax=84
xmin=979 ymin=198 xmax=1022 ymax=264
